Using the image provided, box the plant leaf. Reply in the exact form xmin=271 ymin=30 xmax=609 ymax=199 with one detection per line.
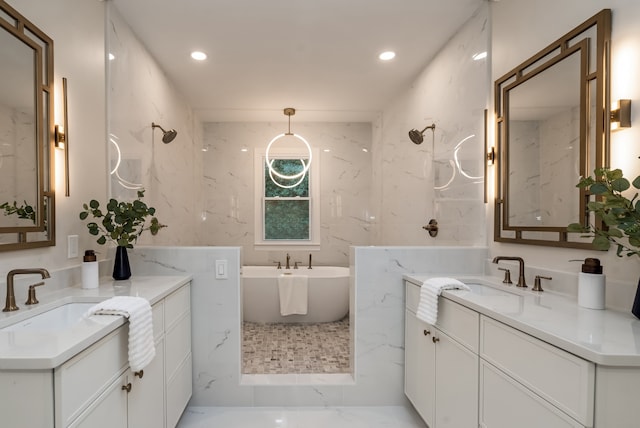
xmin=592 ymin=235 xmax=611 ymax=250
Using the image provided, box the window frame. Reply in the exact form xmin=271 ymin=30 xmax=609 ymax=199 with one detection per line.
xmin=254 ymin=147 xmax=320 ymax=249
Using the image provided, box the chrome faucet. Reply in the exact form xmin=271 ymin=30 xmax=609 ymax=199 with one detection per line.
xmin=4 ymin=268 xmax=51 ymax=312
xmin=492 ymin=257 xmax=527 ymax=288
xmin=285 ymin=253 xmax=291 ymax=270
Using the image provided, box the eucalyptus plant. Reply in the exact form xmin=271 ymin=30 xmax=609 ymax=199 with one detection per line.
xmin=79 ymin=190 xmax=166 ymax=248
xmin=0 ymin=200 xmax=35 ymax=223
xmin=568 ymin=167 xmax=640 ymax=258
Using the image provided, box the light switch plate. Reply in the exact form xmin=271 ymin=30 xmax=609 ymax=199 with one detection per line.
xmin=215 ymin=259 xmax=228 ymax=279
xmin=68 ymin=235 xmax=79 ymax=258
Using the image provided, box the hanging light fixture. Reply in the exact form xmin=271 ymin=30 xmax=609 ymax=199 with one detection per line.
xmin=266 ymin=108 xmax=312 ymax=188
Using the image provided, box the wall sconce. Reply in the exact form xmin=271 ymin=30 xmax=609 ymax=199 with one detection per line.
xmin=611 ymin=99 xmax=631 ymax=131
xmin=55 ymin=77 xmax=70 ymax=196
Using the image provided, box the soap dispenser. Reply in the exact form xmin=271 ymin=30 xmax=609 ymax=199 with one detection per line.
xmin=82 ymin=250 xmax=99 ymax=289
xmin=577 ymin=258 xmax=605 ymax=309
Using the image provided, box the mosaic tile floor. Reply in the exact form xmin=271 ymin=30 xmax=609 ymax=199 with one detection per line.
xmin=242 ymin=318 xmax=350 ymax=374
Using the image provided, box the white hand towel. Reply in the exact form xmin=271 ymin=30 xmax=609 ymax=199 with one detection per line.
xmin=416 ymin=277 xmax=470 ymax=325
xmin=86 ymin=296 xmax=155 ymax=372
xmin=278 ymin=274 xmax=308 ymax=316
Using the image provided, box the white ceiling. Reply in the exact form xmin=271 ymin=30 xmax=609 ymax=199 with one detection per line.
xmin=111 ymin=0 xmax=485 ymax=122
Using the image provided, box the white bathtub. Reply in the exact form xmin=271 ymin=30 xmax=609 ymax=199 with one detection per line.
xmin=242 ymin=266 xmax=350 ymax=323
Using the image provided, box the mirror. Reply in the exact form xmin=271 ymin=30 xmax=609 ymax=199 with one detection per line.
xmin=0 ymin=1 xmax=55 ymax=250
xmin=494 ymin=10 xmax=610 ymax=248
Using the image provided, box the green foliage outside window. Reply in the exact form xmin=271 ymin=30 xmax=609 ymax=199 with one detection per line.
xmin=264 ymin=158 xmax=310 ymax=240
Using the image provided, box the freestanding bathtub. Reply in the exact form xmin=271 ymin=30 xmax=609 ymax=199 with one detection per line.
xmin=242 ymin=266 xmax=350 ymax=323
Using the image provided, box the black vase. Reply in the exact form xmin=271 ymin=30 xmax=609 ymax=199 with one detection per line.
xmin=632 ymin=277 xmax=640 ymax=319
xmin=113 ymin=246 xmax=131 ymax=280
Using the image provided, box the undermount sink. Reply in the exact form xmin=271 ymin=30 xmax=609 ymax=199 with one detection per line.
xmin=1 ymin=302 xmax=97 ymax=332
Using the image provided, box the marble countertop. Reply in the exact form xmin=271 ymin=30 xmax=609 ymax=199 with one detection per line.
xmin=404 ymin=274 xmax=640 ymax=366
xmin=0 ymin=275 xmax=191 ymax=370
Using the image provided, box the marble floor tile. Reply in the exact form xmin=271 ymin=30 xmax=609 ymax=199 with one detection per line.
xmin=177 ymin=406 xmax=427 ymax=428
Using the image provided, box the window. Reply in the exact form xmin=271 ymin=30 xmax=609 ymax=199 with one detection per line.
xmin=254 ymin=148 xmax=320 ymax=249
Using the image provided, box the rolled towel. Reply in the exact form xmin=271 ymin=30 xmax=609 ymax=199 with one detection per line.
xmin=416 ymin=277 xmax=470 ymax=325
xmin=86 ymin=296 xmax=155 ymax=372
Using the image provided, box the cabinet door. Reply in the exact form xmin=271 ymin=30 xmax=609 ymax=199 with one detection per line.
xmin=69 ymin=373 xmax=128 ymax=428
xmin=434 ymin=328 xmax=478 ymax=428
xmin=404 ymin=309 xmax=436 ymax=427
xmin=479 ymin=361 xmax=584 ymax=428
xmin=128 ymin=338 xmax=165 ymax=428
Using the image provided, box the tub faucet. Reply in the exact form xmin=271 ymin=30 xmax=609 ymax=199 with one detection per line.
xmin=4 ymin=268 xmax=51 ymax=312
xmin=308 ymin=253 xmax=312 ymax=269
xmin=492 ymin=256 xmax=527 ymax=288
xmin=285 ymin=253 xmax=291 ymax=270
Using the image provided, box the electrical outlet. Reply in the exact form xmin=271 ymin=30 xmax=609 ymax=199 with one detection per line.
xmin=68 ymin=235 xmax=79 ymax=258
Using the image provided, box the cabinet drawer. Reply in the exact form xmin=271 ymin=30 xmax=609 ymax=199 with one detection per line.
xmin=406 ymin=281 xmax=420 ymax=313
xmin=405 ymin=281 xmax=479 ymax=352
xmin=480 ymin=361 xmax=584 ymax=428
xmin=55 ymin=327 xmax=128 ymax=427
xmin=165 ymin=283 xmax=190 ymax=330
xmin=437 ymin=298 xmax=479 ymax=352
xmin=152 ymin=300 xmax=164 ymax=340
xmin=480 ymin=316 xmax=594 ymax=426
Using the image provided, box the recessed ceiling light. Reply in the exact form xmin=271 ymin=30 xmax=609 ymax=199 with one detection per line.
xmin=108 ymin=53 xmax=115 ymax=61
xmin=472 ymin=51 xmax=487 ymax=61
xmin=378 ymin=51 xmax=396 ymax=61
xmin=191 ymin=51 xmax=207 ymax=61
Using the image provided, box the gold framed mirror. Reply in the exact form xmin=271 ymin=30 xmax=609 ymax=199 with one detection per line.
xmin=494 ymin=9 xmax=610 ymax=249
xmin=0 ymin=0 xmax=55 ymax=251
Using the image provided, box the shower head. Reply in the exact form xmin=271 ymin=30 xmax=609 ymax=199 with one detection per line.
xmin=408 ymin=123 xmax=436 ymax=145
xmin=152 ymin=122 xmax=178 ymax=144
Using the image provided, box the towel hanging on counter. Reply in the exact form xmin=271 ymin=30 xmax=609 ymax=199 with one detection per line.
xmin=278 ymin=274 xmax=308 ymax=316
xmin=85 ymin=296 xmax=155 ymax=372
xmin=416 ymin=277 xmax=470 ymax=325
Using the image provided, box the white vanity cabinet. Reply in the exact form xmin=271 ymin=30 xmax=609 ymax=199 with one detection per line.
xmin=57 ymin=282 xmax=191 ymax=428
xmin=404 ymin=282 xmax=479 ymax=428
xmin=405 ymin=281 xmax=640 ymax=428
xmin=479 ymin=316 xmax=594 ymax=428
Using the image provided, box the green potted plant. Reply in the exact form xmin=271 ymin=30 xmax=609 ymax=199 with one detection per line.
xmin=79 ymin=190 xmax=166 ymax=280
xmin=568 ymin=167 xmax=640 ymax=317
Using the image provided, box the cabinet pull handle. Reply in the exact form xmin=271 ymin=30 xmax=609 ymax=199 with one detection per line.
xmin=432 ymin=336 xmax=440 ymax=343
xmin=134 ymin=370 xmax=144 ymax=379
xmin=122 ymin=382 xmax=132 ymax=393
xmin=423 ymin=329 xmax=431 ymax=336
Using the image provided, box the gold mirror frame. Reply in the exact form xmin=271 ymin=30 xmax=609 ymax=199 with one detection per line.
xmin=494 ymin=9 xmax=610 ymax=249
xmin=0 ymin=0 xmax=55 ymax=251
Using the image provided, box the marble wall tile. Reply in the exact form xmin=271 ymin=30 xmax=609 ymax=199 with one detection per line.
xmin=128 ymin=245 xmax=486 ymax=407
xmin=376 ymin=7 xmax=488 ymax=246
xmin=200 ymin=122 xmax=372 ymax=267
xmin=107 ymin=5 xmax=203 ymax=247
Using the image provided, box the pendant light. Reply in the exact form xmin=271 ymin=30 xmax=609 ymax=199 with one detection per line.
xmin=266 ymin=108 xmax=312 ymax=188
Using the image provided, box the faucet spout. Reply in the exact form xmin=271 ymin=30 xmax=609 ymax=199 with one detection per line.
xmin=4 ymin=268 xmax=51 ymax=312
xmin=285 ymin=253 xmax=291 ymax=270
xmin=492 ymin=257 xmax=527 ymax=288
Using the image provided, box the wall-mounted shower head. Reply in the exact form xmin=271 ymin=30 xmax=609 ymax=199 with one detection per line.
xmin=408 ymin=123 xmax=436 ymax=145
xmin=152 ymin=122 xmax=178 ymax=144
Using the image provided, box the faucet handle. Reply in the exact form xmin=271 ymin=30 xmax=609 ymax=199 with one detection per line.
xmin=294 ymin=261 xmax=299 ymax=269
xmin=498 ymin=267 xmax=512 ymax=285
xmin=532 ymin=275 xmax=552 ymax=292
xmin=274 ymin=261 xmax=282 ymax=269
xmin=25 ymin=281 xmax=45 ymax=305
